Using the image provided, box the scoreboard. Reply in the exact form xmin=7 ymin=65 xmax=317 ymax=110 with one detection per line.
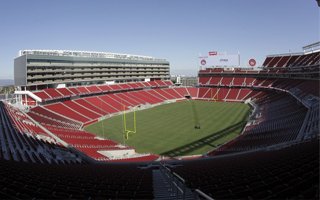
xmin=199 ymin=52 xmax=240 ymax=68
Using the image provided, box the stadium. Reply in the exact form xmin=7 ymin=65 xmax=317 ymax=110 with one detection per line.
xmin=0 ymin=38 xmax=318 ymax=199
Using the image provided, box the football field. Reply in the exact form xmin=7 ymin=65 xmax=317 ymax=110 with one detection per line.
xmin=85 ymin=100 xmax=250 ymax=157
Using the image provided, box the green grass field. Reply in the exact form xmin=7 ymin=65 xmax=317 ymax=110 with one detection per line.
xmin=85 ymin=100 xmax=250 ymax=157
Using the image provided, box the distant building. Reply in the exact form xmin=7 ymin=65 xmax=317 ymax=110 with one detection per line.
xmin=14 ymin=50 xmax=170 ymax=90
xmin=179 ymin=76 xmax=198 ymax=87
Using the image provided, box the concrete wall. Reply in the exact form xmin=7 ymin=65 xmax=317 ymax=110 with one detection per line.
xmin=14 ymin=55 xmax=27 ymax=86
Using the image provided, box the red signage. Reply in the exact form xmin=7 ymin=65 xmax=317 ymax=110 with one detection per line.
xmin=209 ymin=51 xmax=217 ymax=56
xmin=249 ymin=59 xmax=256 ymax=67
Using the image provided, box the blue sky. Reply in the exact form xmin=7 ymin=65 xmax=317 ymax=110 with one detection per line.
xmin=0 ymin=0 xmax=318 ymax=79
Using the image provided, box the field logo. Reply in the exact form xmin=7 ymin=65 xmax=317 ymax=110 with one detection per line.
xmin=200 ymin=59 xmax=207 ymax=65
xmin=249 ymin=59 xmax=256 ymax=67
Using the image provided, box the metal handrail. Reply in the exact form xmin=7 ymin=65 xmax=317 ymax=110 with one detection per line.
xmin=195 ymin=189 xmax=214 ymax=200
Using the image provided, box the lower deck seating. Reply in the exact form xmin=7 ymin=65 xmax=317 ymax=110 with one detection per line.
xmin=211 ymin=93 xmax=308 ymax=155
xmin=0 ymin=102 xmax=82 ymax=164
xmin=0 ymin=158 xmax=154 ymax=199
xmin=172 ymin=139 xmax=319 ymax=199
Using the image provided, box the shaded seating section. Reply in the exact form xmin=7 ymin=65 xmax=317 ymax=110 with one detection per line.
xmin=246 ymin=90 xmax=269 ymax=100
xmin=294 ymin=80 xmax=320 ymax=97
xmin=172 ymin=139 xmax=319 ymax=199
xmin=0 ymin=102 xmax=82 ymax=164
xmin=252 ymin=79 xmax=320 ymax=98
xmin=32 ymin=80 xmax=174 ymax=102
xmin=211 ymin=93 xmax=308 ymax=155
xmin=265 ymin=56 xmax=282 ymax=68
xmin=254 ymin=78 xmax=276 ymax=87
xmin=198 ymin=73 xmax=320 ymax=100
xmin=0 ymin=159 xmax=154 ymax=199
xmin=303 ymin=103 xmax=320 ymax=139
xmin=263 ymin=52 xmax=320 ymax=68
xmin=271 ymin=79 xmax=304 ymax=90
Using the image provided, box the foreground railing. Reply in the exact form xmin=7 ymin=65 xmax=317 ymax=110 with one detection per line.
xmin=159 ymin=162 xmax=214 ymax=200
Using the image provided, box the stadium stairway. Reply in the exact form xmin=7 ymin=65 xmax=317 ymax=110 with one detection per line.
xmin=152 ymin=169 xmax=195 ymax=200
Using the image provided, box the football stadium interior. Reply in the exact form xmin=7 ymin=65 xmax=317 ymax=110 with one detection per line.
xmin=0 ymin=42 xmax=319 ymax=199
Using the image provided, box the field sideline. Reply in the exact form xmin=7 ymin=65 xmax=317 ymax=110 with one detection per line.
xmin=85 ymin=100 xmax=251 ymax=156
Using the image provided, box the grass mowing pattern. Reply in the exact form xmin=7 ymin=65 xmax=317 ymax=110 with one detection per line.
xmin=85 ymin=100 xmax=250 ymax=157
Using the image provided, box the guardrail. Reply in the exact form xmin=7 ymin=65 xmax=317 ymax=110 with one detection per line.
xmin=159 ymin=162 xmax=214 ymax=199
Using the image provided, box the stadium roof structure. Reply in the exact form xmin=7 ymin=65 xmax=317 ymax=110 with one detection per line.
xmin=303 ymin=41 xmax=320 ymax=53
xmin=19 ymin=49 xmax=166 ymax=62
xmin=266 ymin=41 xmax=320 ymax=57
